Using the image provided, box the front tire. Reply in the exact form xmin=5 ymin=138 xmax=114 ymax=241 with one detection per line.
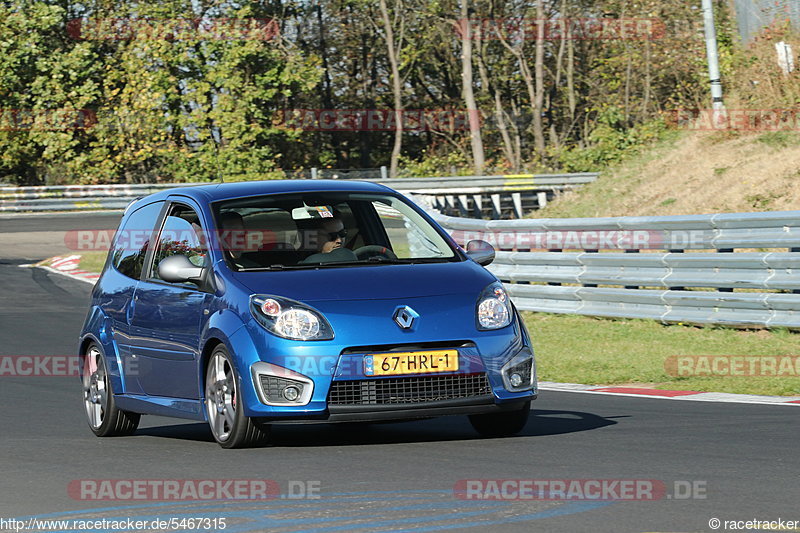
xmin=205 ymin=346 xmax=270 ymax=449
xmin=468 ymin=401 xmax=531 ymax=438
xmin=83 ymin=343 xmax=140 ymax=437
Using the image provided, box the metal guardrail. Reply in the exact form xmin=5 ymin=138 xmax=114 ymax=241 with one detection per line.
xmin=0 ymin=173 xmax=598 ymax=215
xmin=427 ymin=208 xmax=800 ymax=329
xmin=402 ymin=173 xmax=598 ymax=218
xmin=4 ymin=177 xmax=797 ymax=328
xmin=0 ymin=183 xmax=200 ymax=212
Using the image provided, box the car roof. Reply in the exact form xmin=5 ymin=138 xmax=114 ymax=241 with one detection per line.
xmin=127 ymin=179 xmax=395 ymax=213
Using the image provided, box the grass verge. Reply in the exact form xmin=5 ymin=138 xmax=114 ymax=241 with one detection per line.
xmin=523 ymin=312 xmax=800 ymax=396
xmin=78 ymin=251 xmax=109 ymax=273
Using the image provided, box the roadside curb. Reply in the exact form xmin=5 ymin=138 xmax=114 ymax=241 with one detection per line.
xmin=538 ymin=381 xmax=800 ymax=407
xmin=21 ymin=254 xmax=98 ymax=285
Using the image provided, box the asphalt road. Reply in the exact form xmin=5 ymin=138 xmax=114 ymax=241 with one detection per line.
xmin=0 ymin=217 xmax=798 ymax=533
xmin=0 ymin=212 xmax=123 ymax=262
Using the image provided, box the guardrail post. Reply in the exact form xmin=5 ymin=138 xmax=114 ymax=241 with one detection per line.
xmin=537 ymin=191 xmax=547 ymax=210
xmin=457 ymin=195 xmax=470 ymax=217
xmin=445 ymin=195 xmax=456 ymax=216
xmin=668 ymin=249 xmax=685 ymax=290
xmin=547 ymin=248 xmax=562 ymax=286
xmin=311 ymin=167 xmax=318 ymax=179
xmin=380 ymin=166 xmax=388 ymax=180
xmin=792 ymin=248 xmax=800 ymax=295
xmin=490 ymin=194 xmax=502 ymax=219
xmin=717 ymin=248 xmax=734 ymax=292
xmin=511 ymin=192 xmax=523 ymax=219
xmin=583 ymin=249 xmax=598 ymax=287
xmin=472 ymin=194 xmax=483 ymax=218
xmin=624 ymin=249 xmax=640 ymax=289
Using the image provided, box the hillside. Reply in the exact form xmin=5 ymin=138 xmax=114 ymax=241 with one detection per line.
xmin=539 ymin=131 xmax=800 ymax=218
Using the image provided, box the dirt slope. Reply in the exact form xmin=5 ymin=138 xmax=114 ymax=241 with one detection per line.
xmin=539 ymin=131 xmax=800 ymax=218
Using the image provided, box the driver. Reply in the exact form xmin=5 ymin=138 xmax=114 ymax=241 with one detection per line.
xmin=301 ymin=217 xmax=358 ymax=264
xmin=317 ymin=217 xmax=347 ymax=253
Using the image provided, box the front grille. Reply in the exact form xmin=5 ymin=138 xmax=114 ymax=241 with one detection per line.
xmin=327 ymin=373 xmax=492 ymax=406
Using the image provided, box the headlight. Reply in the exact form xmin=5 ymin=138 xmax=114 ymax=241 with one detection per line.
xmin=250 ymin=295 xmax=334 ymax=341
xmin=476 ymin=282 xmax=512 ymax=330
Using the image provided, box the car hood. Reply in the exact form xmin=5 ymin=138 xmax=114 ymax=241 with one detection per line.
xmin=229 ymin=260 xmax=496 ymax=302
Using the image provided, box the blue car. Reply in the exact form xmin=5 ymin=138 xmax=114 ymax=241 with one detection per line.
xmin=79 ymin=180 xmax=537 ymax=448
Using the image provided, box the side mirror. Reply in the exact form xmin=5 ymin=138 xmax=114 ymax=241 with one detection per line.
xmin=158 ymin=254 xmax=205 ymax=284
xmin=466 ymin=240 xmax=495 ymax=266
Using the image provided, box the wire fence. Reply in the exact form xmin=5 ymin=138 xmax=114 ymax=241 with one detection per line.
xmin=733 ymin=0 xmax=800 ymax=42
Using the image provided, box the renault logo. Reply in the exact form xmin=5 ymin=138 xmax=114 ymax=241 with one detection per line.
xmin=393 ymin=306 xmax=419 ymax=329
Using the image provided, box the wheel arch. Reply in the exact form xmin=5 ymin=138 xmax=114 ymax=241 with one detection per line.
xmin=199 ymin=337 xmax=225 ymax=397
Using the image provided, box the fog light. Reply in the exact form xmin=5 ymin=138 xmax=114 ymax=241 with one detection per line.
xmin=283 ymin=386 xmax=300 ymax=402
xmin=510 ymin=373 xmax=523 ymax=387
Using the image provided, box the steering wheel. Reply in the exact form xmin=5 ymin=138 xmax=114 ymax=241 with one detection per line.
xmin=354 ymin=245 xmax=398 ymax=261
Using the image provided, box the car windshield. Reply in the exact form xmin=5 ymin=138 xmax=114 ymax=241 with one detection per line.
xmin=212 ymin=192 xmax=459 ymax=270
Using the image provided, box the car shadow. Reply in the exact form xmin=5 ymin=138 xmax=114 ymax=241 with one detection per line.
xmin=133 ymin=409 xmax=620 ymax=446
xmin=134 ymin=422 xmax=216 ymax=442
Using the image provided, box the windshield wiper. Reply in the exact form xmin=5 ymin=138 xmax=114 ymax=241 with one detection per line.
xmin=366 ymin=256 xmax=412 ymax=264
xmin=237 ymin=257 xmax=455 ymax=271
xmin=238 ymin=264 xmax=311 ymax=271
xmin=313 ymin=257 xmax=452 ymax=266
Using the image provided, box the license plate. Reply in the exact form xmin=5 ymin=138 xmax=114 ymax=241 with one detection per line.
xmin=363 ymin=350 xmax=458 ymax=376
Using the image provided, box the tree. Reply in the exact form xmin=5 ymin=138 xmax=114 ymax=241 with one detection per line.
xmin=459 ymin=1 xmax=486 ymax=175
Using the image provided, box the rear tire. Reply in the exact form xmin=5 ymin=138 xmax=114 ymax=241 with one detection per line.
xmin=468 ymin=401 xmax=531 ymax=438
xmin=205 ymin=345 xmax=270 ymax=449
xmin=83 ymin=343 xmax=140 ymax=437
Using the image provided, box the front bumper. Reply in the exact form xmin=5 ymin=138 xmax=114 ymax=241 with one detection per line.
xmin=241 ymin=344 xmax=536 ymax=420
xmin=236 ymin=307 xmax=537 ymax=419
xmin=256 ymin=394 xmax=535 ymax=424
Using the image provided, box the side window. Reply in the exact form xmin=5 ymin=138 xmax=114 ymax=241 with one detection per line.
xmin=112 ymin=201 xmax=164 ymax=279
xmin=150 ymin=204 xmax=207 ymax=282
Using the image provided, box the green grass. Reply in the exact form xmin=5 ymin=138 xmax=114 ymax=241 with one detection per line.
xmin=756 ymin=131 xmax=800 ymax=149
xmin=523 ymin=312 xmax=800 ymax=396
xmin=78 ymin=252 xmax=109 ymax=273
